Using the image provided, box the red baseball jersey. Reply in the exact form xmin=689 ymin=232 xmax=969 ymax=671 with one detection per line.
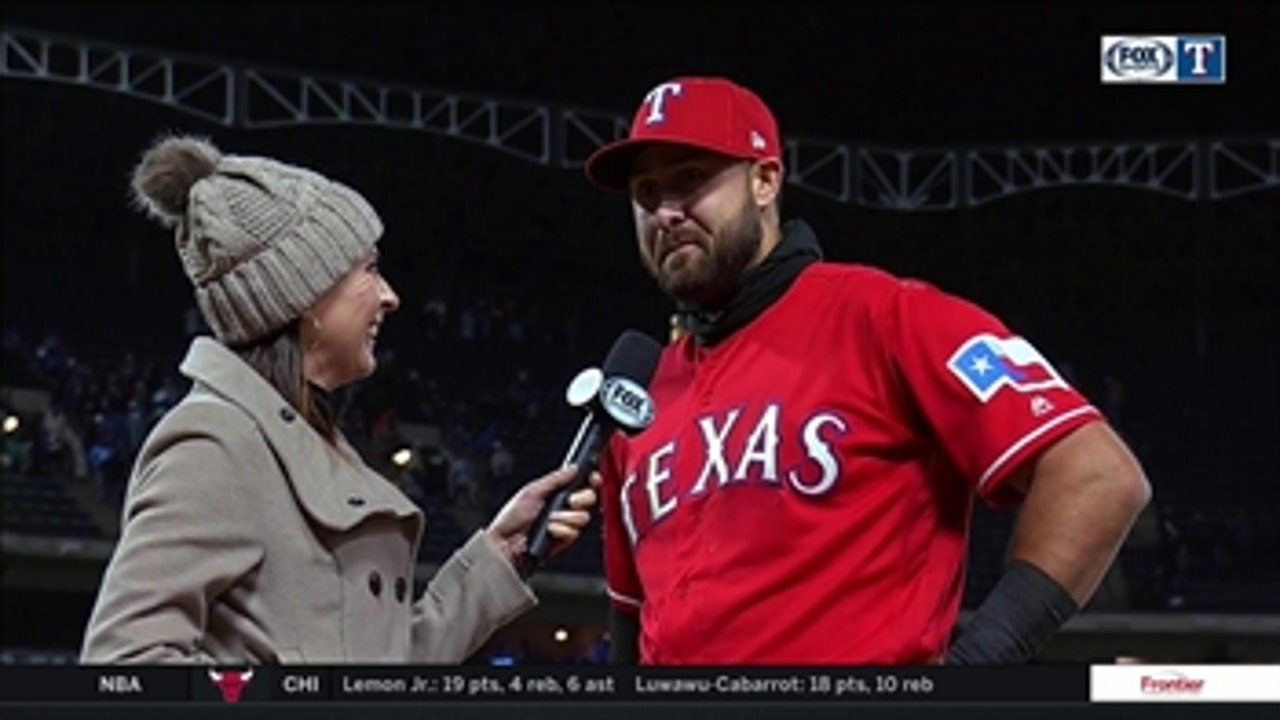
xmin=601 ymin=262 xmax=1103 ymax=664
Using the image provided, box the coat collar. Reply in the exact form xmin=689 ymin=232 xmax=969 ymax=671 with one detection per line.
xmin=178 ymin=337 xmax=423 ymax=536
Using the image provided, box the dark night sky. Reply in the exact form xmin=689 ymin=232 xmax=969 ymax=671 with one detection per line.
xmin=5 ymin=2 xmax=1279 ymax=144
xmin=2 ymin=2 xmax=1277 ymax=358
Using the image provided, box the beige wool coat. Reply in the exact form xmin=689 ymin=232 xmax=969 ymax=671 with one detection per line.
xmin=81 ymin=337 xmax=536 ymax=664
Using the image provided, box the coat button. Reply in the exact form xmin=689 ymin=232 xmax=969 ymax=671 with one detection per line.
xmin=347 ymin=497 xmax=366 ymax=507
xmin=279 ymin=407 xmax=296 ymax=422
xmin=395 ymin=577 xmax=408 ymax=603
xmin=368 ymin=571 xmax=383 ymax=597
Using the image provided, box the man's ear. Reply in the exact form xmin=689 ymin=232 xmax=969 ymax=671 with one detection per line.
xmin=751 ymin=159 xmax=784 ymax=209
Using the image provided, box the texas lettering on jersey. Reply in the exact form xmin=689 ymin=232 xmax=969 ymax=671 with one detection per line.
xmin=618 ymin=404 xmax=850 ymax=545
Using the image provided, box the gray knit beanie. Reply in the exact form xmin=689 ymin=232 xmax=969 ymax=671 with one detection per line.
xmin=130 ymin=135 xmax=383 ymax=345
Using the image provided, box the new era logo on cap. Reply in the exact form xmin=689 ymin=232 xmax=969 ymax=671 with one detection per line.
xmin=585 ymin=76 xmax=781 ymax=193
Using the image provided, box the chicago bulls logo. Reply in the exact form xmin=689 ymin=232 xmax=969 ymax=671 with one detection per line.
xmin=208 ymin=668 xmax=255 ymax=703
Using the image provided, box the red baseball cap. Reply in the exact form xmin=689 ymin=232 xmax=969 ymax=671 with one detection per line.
xmin=584 ymin=76 xmax=782 ymax=193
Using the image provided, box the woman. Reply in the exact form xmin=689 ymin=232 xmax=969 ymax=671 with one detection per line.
xmin=80 ymin=135 xmax=598 ymax=664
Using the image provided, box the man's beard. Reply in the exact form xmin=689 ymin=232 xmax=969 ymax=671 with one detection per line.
xmin=645 ymin=201 xmax=763 ymax=310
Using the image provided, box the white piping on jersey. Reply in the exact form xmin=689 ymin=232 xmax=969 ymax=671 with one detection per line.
xmin=620 ymin=472 xmax=640 ymax=547
xmin=978 ymin=406 xmax=1099 ymax=489
xmin=607 ymin=587 xmax=643 ymax=608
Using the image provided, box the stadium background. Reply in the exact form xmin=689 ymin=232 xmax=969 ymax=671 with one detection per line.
xmin=1 ymin=3 xmax=1276 ymax=666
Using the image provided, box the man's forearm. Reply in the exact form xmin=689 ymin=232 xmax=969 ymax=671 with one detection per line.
xmin=948 ymin=422 xmax=1150 ymax=665
xmin=1008 ymin=422 xmax=1151 ymax=605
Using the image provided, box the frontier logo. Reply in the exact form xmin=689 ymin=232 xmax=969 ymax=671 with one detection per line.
xmin=1092 ymin=663 xmax=1280 ymax=703
xmin=1140 ymin=670 xmax=1205 ymax=696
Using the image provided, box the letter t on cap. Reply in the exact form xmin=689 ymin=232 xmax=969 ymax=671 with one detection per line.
xmin=643 ymin=82 xmax=684 ymax=125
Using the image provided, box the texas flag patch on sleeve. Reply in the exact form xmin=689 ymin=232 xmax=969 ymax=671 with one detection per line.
xmin=946 ymin=333 xmax=1069 ymax=403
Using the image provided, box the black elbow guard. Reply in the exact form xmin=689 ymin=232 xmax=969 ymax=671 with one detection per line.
xmin=946 ymin=560 xmax=1079 ymax=665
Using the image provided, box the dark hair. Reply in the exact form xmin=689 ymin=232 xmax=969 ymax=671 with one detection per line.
xmin=234 ymin=323 xmax=337 ymax=443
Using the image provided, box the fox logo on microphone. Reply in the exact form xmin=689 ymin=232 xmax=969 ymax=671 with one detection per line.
xmin=601 ymin=376 xmax=656 ymax=432
xmin=208 ymin=668 xmax=255 ymax=703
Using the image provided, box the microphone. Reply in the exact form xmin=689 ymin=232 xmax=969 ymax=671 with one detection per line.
xmin=520 ymin=329 xmax=663 ymax=578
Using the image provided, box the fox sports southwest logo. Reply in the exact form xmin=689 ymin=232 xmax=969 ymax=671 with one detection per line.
xmin=1103 ymin=37 xmax=1175 ymax=80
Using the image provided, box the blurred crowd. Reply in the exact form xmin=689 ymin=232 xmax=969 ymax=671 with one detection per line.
xmin=2 ymin=288 xmax=596 ymax=521
xmin=1 ymin=327 xmax=182 ymax=509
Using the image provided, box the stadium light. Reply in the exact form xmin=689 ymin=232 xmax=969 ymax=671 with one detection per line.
xmin=391 ymin=447 xmax=413 ymax=468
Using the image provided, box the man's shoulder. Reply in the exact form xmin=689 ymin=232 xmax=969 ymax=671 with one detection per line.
xmin=803 ymin=260 xmax=898 ymax=282
xmin=795 ymin=261 xmax=931 ymax=301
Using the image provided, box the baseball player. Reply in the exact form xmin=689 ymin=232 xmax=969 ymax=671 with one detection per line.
xmin=583 ymin=76 xmax=1151 ymax=665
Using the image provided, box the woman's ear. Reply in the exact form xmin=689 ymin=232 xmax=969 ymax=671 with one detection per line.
xmin=300 ymin=313 xmax=323 ymax=353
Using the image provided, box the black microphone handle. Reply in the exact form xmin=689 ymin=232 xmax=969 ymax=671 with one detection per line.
xmin=521 ymin=419 xmax=613 ymax=577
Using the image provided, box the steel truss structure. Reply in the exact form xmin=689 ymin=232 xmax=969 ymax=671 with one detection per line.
xmin=4 ymin=25 xmax=1276 ymax=211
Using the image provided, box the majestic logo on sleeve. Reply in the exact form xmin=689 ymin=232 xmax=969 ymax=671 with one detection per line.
xmin=619 ymin=404 xmax=850 ymax=545
xmin=947 ymin=334 xmax=1069 ymax=402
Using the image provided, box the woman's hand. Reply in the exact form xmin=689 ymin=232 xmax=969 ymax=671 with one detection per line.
xmin=484 ymin=465 xmax=602 ymax=566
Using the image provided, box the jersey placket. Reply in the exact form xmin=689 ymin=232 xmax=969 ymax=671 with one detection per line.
xmin=670 ymin=345 xmax=722 ymax=660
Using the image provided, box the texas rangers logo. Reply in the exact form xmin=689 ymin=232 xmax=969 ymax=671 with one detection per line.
xmin=947 ymin=333 xmax=1068 ymax=402
xmin=208 ymin=667 xmax=255 ymax=703
xmin=642 ymin=82 xmax=683 ymax=124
